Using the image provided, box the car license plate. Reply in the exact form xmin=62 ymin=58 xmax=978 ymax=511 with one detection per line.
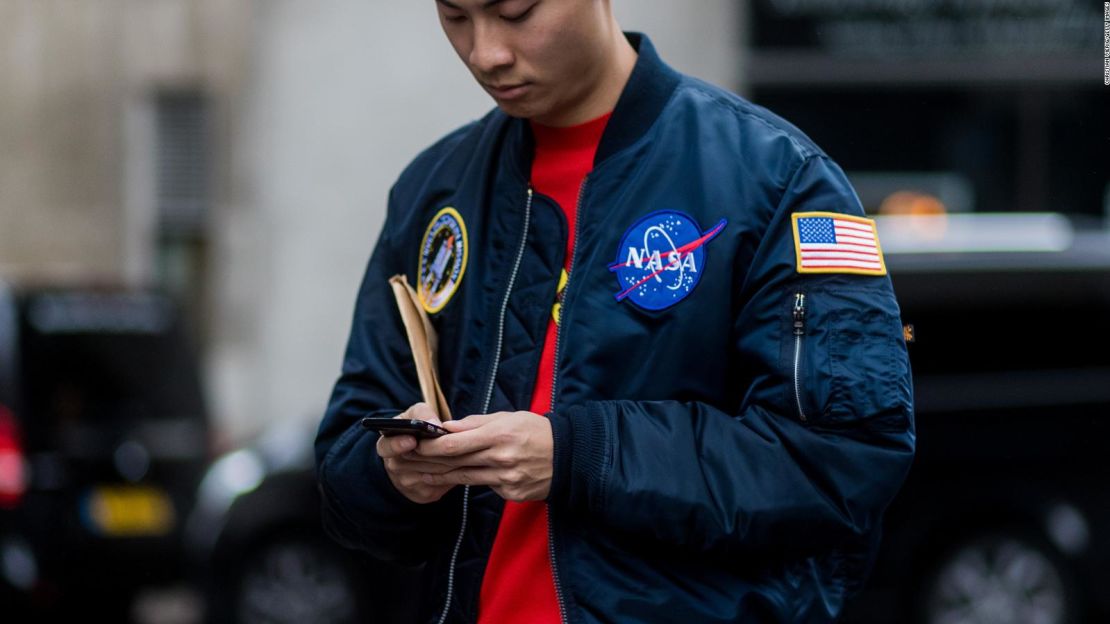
xmin=82 ymin=485 xmax=175 ymax=537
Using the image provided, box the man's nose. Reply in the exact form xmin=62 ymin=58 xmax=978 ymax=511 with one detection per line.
xmin=468 ymin=23 xmax=514 ymax=74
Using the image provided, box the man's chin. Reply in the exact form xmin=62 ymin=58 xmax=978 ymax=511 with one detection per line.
xmin=489 ymin=95 xmax=566 ymax=125
xmin=492 ymin=100 xmax=537 ymax=120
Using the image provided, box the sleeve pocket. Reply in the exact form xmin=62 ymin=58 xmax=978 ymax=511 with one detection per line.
xmin=786 ymin=283 xmax=912 ymax=427
xmin=827 ymin=304 xmax=911 ymax=425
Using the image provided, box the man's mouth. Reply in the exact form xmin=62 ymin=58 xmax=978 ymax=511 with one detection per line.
xmin=484 ymin=82 xmax=531 ymax=100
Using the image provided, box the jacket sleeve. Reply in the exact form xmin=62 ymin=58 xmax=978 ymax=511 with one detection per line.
xmin=314 ymin=190 xmax=458 ymax=565
xmin=547 ymin=155 xmax=915 ymax=558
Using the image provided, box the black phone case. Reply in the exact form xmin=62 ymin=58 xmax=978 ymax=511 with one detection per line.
xmin=360 ymin=417 xmax=447 ymax=438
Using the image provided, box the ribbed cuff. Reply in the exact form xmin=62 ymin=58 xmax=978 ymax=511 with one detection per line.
xmin=547 ymin=402 xmax=610 ymax=511
xmin=546 ymin=407 xmax=574 ymax=505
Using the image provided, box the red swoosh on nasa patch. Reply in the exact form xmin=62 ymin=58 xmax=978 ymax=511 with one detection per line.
xmin=610 ymin=218 xmax=727 ymax=302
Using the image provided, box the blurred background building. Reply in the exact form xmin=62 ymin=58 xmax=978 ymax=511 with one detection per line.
xmin=4 ymin=0 xmax=1105 ymax=443
xmin=0 ymin=0 xmax=744 ymax=444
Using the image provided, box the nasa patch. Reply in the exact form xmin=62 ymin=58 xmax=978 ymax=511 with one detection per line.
xmin=418 ymin=207 xmax=468 ymax=314
xmin=608 ymin=211 xmax=727 ymax=312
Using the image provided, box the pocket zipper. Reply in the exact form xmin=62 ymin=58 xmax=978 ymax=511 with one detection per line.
xmin=792 ymin=292 xmax=808 ymax=422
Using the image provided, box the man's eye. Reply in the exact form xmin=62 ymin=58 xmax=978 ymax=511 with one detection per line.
xmin=501 ymin=3 xmax=536 ymax=23
xmin=444 ymin=14 xmax=467 ymax=24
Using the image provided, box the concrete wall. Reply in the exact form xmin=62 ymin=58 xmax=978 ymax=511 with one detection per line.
xmin=217 ymin=0 xmax=745 ymax=439
xmin=0 ymin=0 xmax=249 ymax=285
xmin=0 ymin=1 xmax=123 ymax=280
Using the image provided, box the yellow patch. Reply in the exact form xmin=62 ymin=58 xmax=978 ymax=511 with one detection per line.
xmin=791 ymin=211 xmax=887 ymax=276
xmin=418 ymin=207 xmax=469 ymax=314
xmin=551 ymin=268 xmax=568 ymax=325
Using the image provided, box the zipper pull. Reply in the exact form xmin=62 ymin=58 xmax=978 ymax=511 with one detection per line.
xmin=793 ymin=293 xmax=807 ymax=336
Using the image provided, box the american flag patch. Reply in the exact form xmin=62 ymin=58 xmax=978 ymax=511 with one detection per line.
xmin=791 ymin=212 xmax=887 ymax=276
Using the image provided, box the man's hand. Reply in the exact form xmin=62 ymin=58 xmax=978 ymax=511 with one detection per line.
xmin=415 ymin=411 xmax=553 ymax=502
xmin=376 ymin=403 xmax=454 ymax=504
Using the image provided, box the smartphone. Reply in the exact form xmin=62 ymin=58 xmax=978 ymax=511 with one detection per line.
xmin=360 ymin=417 xmax=448 ymax=438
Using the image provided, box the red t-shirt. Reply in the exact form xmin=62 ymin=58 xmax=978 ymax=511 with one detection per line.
xmin=477 ymin=112 xmax=611 ymax=624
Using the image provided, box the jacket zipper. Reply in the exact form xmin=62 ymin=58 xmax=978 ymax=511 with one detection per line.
xmin=546 ymin=177 xmax=588 ymax=624
xmin=437 ymin=188 xmax=534 ymax=624
xmin=792 ymin=292 xmax=808 ymax=422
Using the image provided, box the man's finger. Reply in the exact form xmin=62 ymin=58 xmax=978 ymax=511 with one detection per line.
xmin=422 ymin=467 xmax=501 ymax=487
xmin=415 ymin=447 xmax=510 ymax=469
xmin=404 ymin=402 xmax=442 ymax=424
xmin=396 ymin=452 xmax=467 ymax=468
xmin=415 ymin=413 xmax=503 ymax=457
xmin=440 ymin=413 xmax=497 ymax=432
xmin=378 ymin=433 xmax=417 ymax=458
xmin=388 ymin=456 xmax=458 ymax=475
xmin=402 ymin=449 xmax=502 ymax=469
xmin=416 ymin=427 xmax=495 ymax=458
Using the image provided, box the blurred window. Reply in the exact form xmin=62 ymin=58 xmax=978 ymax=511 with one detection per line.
xmin=747 ymin=90 xmax=1108 ymax=218
xmin=745 ymin=1 xmax=1109 ymax=219
xmin=153 ymin=91 xmax=212 ymax=344
xmin=156 ymin=92 xmax=211 ymax=236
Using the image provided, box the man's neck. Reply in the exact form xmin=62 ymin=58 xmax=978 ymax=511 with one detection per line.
xmin=533 ymin=27 xmax=637 ymax=128
xmin=601 ymin=30 xmax=639 ymax=112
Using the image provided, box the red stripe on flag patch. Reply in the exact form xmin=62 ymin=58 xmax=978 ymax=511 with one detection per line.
xmin=792 ymin=212 xmax=887 ymax=276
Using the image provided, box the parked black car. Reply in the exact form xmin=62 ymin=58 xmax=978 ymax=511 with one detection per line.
xmin=0 ymin=284 xmax=210 ymax=617
xmin=843 ymin=225 xmax=1110 ymax=624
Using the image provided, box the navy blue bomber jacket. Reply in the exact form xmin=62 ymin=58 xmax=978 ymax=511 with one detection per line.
xmin=316 ymin=33 xmax=915 ymax=624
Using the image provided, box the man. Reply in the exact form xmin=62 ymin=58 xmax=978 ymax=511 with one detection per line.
xmin=316 ymin=1 xmax=915 ymax=622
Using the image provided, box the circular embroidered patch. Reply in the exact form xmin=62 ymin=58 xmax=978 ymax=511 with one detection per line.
xmin=418 ymin=207 xmax=468 ymax=314
xmin=607 ymin=210 xmax=727 ymax=312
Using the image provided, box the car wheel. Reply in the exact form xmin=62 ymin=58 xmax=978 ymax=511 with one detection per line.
xmin=920 ymin=532 xmax=1077 ymax=624
xmin=234 ymin=536 xmax=364 ymax=624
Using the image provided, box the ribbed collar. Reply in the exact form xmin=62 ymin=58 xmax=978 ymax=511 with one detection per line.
xmin=593 ymin=32 xmax=681 ymax=165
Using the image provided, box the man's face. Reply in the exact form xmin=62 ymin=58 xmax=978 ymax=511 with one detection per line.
xmin=435 ymin=0 xmax=612 ymax=126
